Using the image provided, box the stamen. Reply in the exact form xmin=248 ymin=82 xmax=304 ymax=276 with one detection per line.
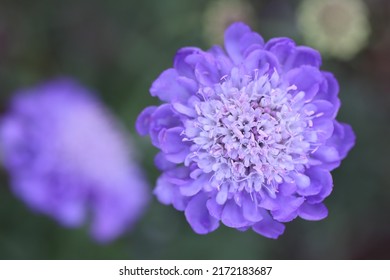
xmin=184 ymin=68 xmax=315 ymax=193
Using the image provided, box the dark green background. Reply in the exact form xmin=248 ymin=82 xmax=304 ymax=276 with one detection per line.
xmin=0 ymin=0 xmax=389 ymax=259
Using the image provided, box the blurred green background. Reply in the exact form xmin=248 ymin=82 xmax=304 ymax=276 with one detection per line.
xmin=0 ymin=0 xmax=389 ymax=259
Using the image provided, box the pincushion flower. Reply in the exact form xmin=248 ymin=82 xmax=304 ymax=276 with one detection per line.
xmin=0 ymin=78 xmax=149 ymax=242
xmin=137 ymin=22 xmax=355 ymax=238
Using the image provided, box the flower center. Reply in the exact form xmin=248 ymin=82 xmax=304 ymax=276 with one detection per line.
xmin=185 ymin=68 xmax=313 ymax=191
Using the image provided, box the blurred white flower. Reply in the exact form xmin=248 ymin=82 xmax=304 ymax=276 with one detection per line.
xmin=297 ymin=0 xmax=371 ymax=60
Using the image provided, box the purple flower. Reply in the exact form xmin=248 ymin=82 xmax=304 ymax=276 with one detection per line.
xmin=0 ymin=78 xmax=149 ymax=242
xmin=136 ymin=22 xmax=355 ymax=238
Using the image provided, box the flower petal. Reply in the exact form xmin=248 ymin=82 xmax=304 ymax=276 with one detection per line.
xmin=326 ymin=121 xmax=356 ymax=160
xmin=185 ymin=193 xmax=220 ymax=234
xmin=312 ymin=145 xmax=341 ymax=164
xmin=278 ymin=182 xmax=297 ymax=196
xmin=154 ymin=175 xmax=175 ymax=205
xmin=224 ymin=22 xmax=251 ymax=64
xmin=240 ymin=31 xmax=264 ymax=57
xmin=285 ymin=66 xmax=324 ymax=101
xmin=174 ymin=47 xmax=201 ymax=79
xmin=154 ymin=174 xmax=190 ymax=211
xmin=206 ymin=197 xmax=224 ymax=219
xmin=215 ymin=184 xmax=229 ymax=205
xmin=242 ymin=193 xmax=263 ymax=222
xmin=271 ymin=196 xmax=304 ymax=222
xmin=305 ymin=166 xmax=334 ymax=204
xmin=243 ymin=49 xmax=280 ymax=74
xmin=208 ymin=46 xmax=234 ymax=76
xmin=184 ymin=52 xmax=220 ymax=86
xmin=180 ymin=174 xmax=209 ymax=196
xmin=135 ymin=106 xmax=157 ymax=136
xmin=299 ymin=167 xmax=332 ymax=196
xmin=315 ymin=72 xmax=341 ymax=114
xmin=154 ymin=152 xmax=176 ymax=171
xmin=150 ymin=69 xmax=191 ymax=102
xmin=149 ymin=105 xmax=180 ymax=148
xmin=221 ymin=199 xmax=251 ymax=228
xmin=312 ymin=117 xmax=334 ymax=142
xmin=287 ymin=46 xmax=322 ymax=70
xmin=265 ymin=37 xmax=295 ymax=65
xmin=298 ymin=202 xmax=328 ymax=221
xmin=159 ymin=127 xmax=185 ymax=154
xmin=224 ymin=22 xmax=263 ymax=65
xmin=306 ymin=99 xmax=336 ymax=119
xmin=252 ymin=210 xmax=285 ymax=239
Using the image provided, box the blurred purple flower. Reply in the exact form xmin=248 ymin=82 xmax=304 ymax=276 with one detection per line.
xmin=0 ymin=78 xmax=149 ymax=242
xmin=136 ymin=22 xmax=355 ymax=238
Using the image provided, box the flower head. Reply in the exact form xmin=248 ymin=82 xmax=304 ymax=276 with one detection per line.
xmin=137 ymin=22 xmax=355 ymax=238
xmin=0 ymin=78 xmax=149 ymax=242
